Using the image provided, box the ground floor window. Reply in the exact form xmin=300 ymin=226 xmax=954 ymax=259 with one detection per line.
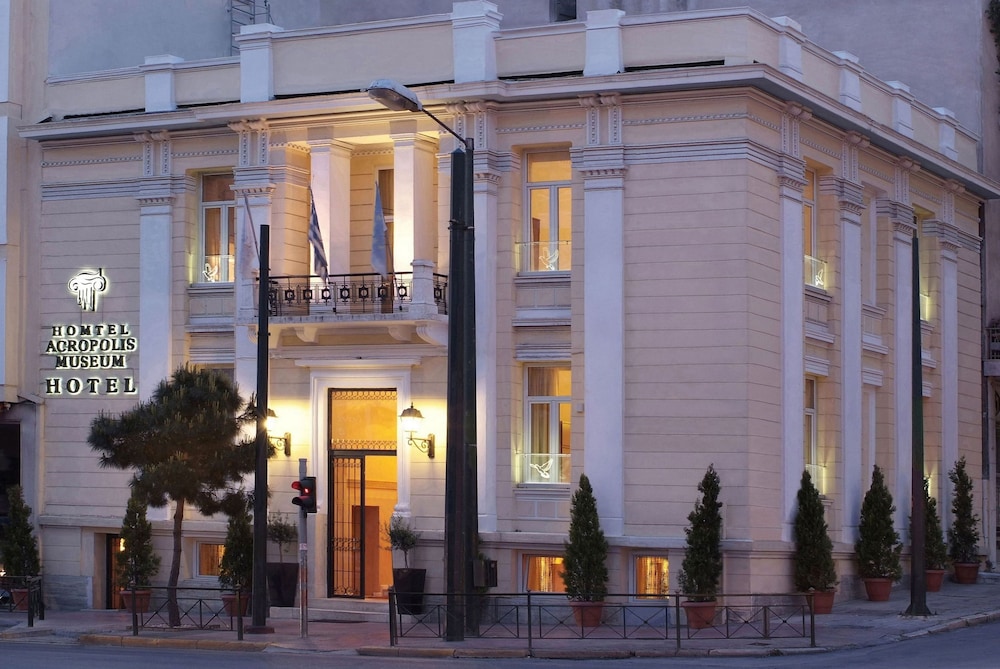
xmin=197 ymin=543 xmax=224 ymax=577
xmin=634 ymin=555 xmax=669 ymax=598
xmin=523 ymin=554 xmax=566 ymax=593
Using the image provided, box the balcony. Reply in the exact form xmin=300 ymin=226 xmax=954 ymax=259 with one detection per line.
xmin=986 ymin=326 xmax=1000 ymax=377
xmin=518 ymin=452 xmax=571 ymax=485
xmin=248 ymin=265 xmax=450 ymax=347
xmin=804 ymin=255 xmax=827 ymax=291
xmin=516 ymin=241 xmax=572 ymax=274
xmin=262 ymin=271 xmax=447 ymax=318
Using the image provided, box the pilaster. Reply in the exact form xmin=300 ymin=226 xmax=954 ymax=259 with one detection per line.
xmin=451 ymin=1 xmax=501 ymax=83
xmin=583 ymin=9 xmax=625 ymax=77
xmin=779 ymin=102 xmax=809 ymax=541
xmin=307 ymin=139 xmax=352 ymax=276
xmin=572 ymin=144 xmax=626 ymax=537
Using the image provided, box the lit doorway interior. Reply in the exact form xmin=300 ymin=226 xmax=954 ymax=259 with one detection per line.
xmin=327 ymin=389 xmax=398 ymax=599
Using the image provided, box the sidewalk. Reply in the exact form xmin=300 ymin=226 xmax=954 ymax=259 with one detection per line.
xmin=2 ymin=576 xmax=1000 ymax=659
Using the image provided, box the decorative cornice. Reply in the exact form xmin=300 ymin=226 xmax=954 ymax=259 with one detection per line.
xmin=875 ymin=198 xmax=914 ymax=225
xmin=818 ymin=175 xmax=864 ymax=212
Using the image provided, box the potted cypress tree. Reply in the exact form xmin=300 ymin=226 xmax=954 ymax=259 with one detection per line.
xmin=679 ymin=465 xmax=723 ymax=629
xmin=561 ymin=473 xmax=609 ymax=627
xmin=384 ymin=515 xmax=425 ymax=614
xmin=218 ymin=499 xmax=253 ymax=617
xmin=793 ymin=470 xmax=837 ymax=613
xmin=116 ymin=494 xmax=160 ymax=613
xmin=855 ymin=465 xmax=902 ymax=601
xmin=1 ymin=486 xmax=41 ymax=611
xmin=922 ymin=478 xmax=948 ymax=592
xmin=266 ymin=512 xmax=298 ymax=607
xmin=947 ymin=457 xmax=981 ymax=584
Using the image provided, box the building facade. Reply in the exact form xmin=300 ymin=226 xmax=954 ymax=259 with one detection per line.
xmin=3 ymin=1 xmax=998 ymax=610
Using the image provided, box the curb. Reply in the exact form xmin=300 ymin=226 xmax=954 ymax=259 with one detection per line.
xmin=79 ymin=634 xmax=268 ymax=652
xmin=0 ymin=626 xmax=54 ymax=640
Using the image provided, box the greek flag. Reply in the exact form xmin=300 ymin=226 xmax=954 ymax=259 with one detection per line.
xmin=371 ymin=180 xmax=389 ymax=276
xmin=308 ymin=190 xmax=329 ymax=281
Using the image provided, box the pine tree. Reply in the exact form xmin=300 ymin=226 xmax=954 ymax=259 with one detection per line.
xmin=0 ymin=485 xmax=41 ymax=577
xmin=855 ymin=465 xmax=902 ymax=580
xmin=116 ymin=493 xmax=160 ymax=588
xmin=793 ymin=470 xmax=836 ymax=591
xmin=923 ymin=478 xmax=948 ymax=571
xmin=947 ymin=457 xmax=980 ymax=564
xmin=679 ymin=465 xmax=723 ymax=601
xmin=562 ymin=473 xmax=609 ymax=602
xmin=88 ymin=366 xmax=259 ymax=625
xmin=218 ymin=494 xmax=254 ymax=592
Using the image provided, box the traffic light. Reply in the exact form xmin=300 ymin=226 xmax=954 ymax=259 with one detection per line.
xmin=292 ymin=476 xmax=317 ymax=513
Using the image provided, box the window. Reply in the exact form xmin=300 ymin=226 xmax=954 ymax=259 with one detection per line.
xmin=804 ymin=378 xmax=824 ymax=492
xmin=524 ymin=555 xmax=566 ymax=592
xmin=635 ymin=556 xmax=669 ymax=599
xmin=197 ymin=543 xmax=224 ymax=577
xmin=520 ymin=150 xmax=571 ymax=273
xmin=518 ymin=365 xmax=571 ymax=484
xmin=199 ymin=173 xmax=236 ymax=283
xmin=802 ymin=169 xmax=826 ymax=289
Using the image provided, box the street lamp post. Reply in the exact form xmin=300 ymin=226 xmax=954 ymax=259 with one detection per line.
xmin=367 ymin=79 xmax=478 ymax=641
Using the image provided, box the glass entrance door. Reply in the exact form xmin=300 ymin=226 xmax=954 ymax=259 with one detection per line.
xmin=327 ymin=389 xmax=398 ymax=599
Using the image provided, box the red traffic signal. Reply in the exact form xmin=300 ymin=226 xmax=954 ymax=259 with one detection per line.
xmin=292 ymin=476 xmax=317 ymax=513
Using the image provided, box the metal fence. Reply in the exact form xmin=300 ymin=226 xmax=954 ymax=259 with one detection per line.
xmin=121 ymin=585 xmax=249 ymax=639
xmin=0 ymin=576 xmax=44 ymax=627
xmin=389 ymin=590 xmax=816 ymax=653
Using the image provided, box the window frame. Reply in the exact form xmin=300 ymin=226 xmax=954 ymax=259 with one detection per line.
xmin=520 ymin=150 xmax=572 ymax=274
xmin=517 ymin=363 xmax=572 ymax=485
xmin=633 ymin=554 xmax=670 ymax=600
xmin=197 ymin=173 xmax=237 ymax=284
xmin=522 ymin=554 xmax=566 ymax=593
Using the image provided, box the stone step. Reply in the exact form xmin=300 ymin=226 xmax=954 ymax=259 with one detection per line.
xmin=269 ymin=598 xmax=390 ymax=623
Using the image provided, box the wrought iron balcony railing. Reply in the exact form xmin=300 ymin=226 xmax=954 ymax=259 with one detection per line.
xmin=987 ymin=326 xmax=1000 ymax=360
xmin=259 ymin=271 xmax=448 ymax=317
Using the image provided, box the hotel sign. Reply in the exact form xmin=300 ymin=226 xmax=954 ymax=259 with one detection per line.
xmin=43 ymin=269 xmax=138 ymax=396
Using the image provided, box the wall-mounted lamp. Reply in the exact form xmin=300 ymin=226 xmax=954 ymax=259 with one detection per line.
xmin=265 ymin=408 xmax=292 ymax=457
xmin=400 ymin=403 xmax=435 ymax=459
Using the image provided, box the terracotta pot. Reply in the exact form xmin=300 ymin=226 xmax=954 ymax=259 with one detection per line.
xmin=925 ymin=569 xmax=946 ymax=592
xmin=682 ymin=600 xmax=718 ymax=629
xmin=953 ymin=562 xmax=980 ymax=585
xmin=221 ymin=591 xmax=251 ymax=617
xmin=570 ymin=601 xmax=604 ymax=627
xmin=809 ymin=589 xmax=835 ymax=614
xmin=119 ymin=589 xmax=152 ymax=613
xmin=11 ymin=588 xmax=29 ymax=612
xmin=862 ymin=577 xmax=893 ymax=601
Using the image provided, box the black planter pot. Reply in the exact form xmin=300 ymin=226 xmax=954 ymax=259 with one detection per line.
xmin=266 ymin=563 xmax=299 ymax=607
xmin=392 ymin=568 xmax=426 ymax=615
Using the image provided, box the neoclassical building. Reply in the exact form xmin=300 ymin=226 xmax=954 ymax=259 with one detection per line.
xmin=5 ymin=1 xmax=998 ymax=610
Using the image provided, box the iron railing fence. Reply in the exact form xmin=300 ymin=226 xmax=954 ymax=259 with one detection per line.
xmin=260 ymin=272 xmax=448 ymax=317
xmin=0 ymin=575 xmax=44 ymax=626
xmin=120 ymin=585 xmax=249 ymax=639
xmin=389 ymin=590 xmax=817 ymax=653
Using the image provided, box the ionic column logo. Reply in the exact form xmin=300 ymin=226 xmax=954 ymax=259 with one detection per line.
xmin=68 ymin=268 xmax=108 ymax=312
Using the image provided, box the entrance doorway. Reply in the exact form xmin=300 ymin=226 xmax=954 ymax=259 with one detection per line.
xmin=327 ymin=389 xmax=398 ymax=599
